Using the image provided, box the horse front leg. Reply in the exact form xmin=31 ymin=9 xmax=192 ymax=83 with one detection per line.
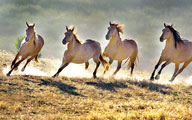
xmin=7 ymin=57 xmax=26 ymax=76
xmin=53 ymin=62 xmax=69 ymax=78
xmin=150 ymin=57 xmax=164 ymax=80
xmin=11 ymin=53 xmax=20 ymax=69
xmin=155 ymin=60 xmax=171 ymax=80
xmin=170 ymin=61 xmax=191 ymax=82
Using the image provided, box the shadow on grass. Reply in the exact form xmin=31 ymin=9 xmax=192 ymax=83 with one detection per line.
xmin=39 ymin=79 xmax=82 ymax=96
xmin=86 ymin=81 xmax=129 ymax=92
xmin=127 ymin=80 xmax=172 ymax=95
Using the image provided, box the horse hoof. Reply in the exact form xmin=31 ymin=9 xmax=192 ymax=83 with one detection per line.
xmin=52 ymin=74 xmax=58 ymax=78
xmin=93 ymin=75 xmax=97 ymax=79
xmin=169 ymin=79 xmax=174 ymax=82
xmin=169 ymin=80 xmax=173 ymax=82
xmin=52 ymin=75 xmax=56 ymax=78
xmin=21 ymin=68 xmax=25 ymax=72
xmin=6 ymin=72 xmax=11 ymax=76
xmin=150 ymin=77 xmax=154 ymax=81
xmin=169 ymin=76 xmax=175 ymax=82
xmin=155 ymin=75 xmax=160 ymax=80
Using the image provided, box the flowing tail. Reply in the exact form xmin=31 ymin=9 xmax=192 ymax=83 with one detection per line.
xmin=99 ymin=54 xmax=110 ymax=72
xmin=126 ymin=47 xmax=139 ymax=75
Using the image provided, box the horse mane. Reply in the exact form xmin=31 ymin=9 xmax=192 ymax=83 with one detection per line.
xmin=111 ymin=22 xmax=124 ymax=34
xmin=166 ymin=25 xmax=183 ymax=48
xmin=68 ymin=27 xmax=81 ymax=44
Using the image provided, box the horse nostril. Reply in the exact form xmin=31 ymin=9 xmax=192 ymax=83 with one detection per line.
xmin=160 ymin=37 xmax=164 ymax=42
xmin=62 ymin=39 xmax=66 ymax=44
xmin=25 ymin=37 xmax=29 ymax=41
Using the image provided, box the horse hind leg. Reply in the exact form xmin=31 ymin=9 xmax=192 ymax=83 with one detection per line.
xmin=21 ymin=56 xmax=35 ymax=72
xmin=85 ymin=61 xmax=89 ymax=69
xmin=170 ymin=63 xmax=179 ymax=81
xmin=170 ymin=61 xmax=191 ymax=82
xmin=35 ymin=55 xmax=39 ymax=63
xmin=113 ymin=61 xmax=122 ymax=75
xmin=103 ymin=59 xmax=113 ymax=75
xmin=93 ymin=58 xmax=100 ymax=78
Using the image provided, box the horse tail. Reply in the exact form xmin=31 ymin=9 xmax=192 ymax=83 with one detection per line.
xmin=99 ymin=54 xmax=110 ymax=72
xmin=35 ymin=55 xmax=39 ymax=63
xmin=126 ymin=46 xmax=138 ymax=75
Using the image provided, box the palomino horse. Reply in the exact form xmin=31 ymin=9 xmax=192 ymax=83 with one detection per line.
xmin=53 ymin=26 xmax=109 ymax=78
xmin=103 ymin=22 xmax=138 ymax=75
xmin=150 ymin=23 xmax=192 ymax=81
xmin=7 ymin=22 xmax=44 ymax=76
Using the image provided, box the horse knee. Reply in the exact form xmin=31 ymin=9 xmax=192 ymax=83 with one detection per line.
xmin=155 ymin=64 xmax=159 ymax=69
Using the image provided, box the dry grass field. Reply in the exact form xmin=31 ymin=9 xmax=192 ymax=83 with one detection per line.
xmin=0 ymin=51 xmax=192 ymax=120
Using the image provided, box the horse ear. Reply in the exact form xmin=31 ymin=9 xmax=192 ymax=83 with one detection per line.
xmin=26 ymin=22 xmax=29 ymax=27
xmin=66 ymin=26 xmax=68 ymax=31
xmin=171 ymin=24 xmax=173 ymax=27
xmin=32 ymin=23 xmax=35 ymax=27
xmin=109 ymin=21 xmax=112 ymax=25
xmin=72 ymin=27 xmax=75 ymax=32
xmin=164 ymin=23 xmax=167 ymax=27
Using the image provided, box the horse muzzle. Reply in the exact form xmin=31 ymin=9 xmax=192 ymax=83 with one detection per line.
xmin=62 ymin=39 xmax=67 ymax=45
xmin=160 ymin=37 xmax=164 ymax=42
xmin=25 ymin=36 xmax=29 ymax=42
xmin=105 ymin=34 xmax=110 ymax=40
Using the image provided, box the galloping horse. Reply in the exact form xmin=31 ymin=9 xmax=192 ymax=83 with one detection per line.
xmin=7 ymin=22 xmax=44 ymax=76
xmin=103 ymin=22 xmax=138 ymax=75
xmin=150 ymin=23 xmax=192 ymax=81
xmin=53 ymin=26 xmax=109 ymax=78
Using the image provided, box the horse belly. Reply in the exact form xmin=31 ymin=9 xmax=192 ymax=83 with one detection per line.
xmin=173 ymin=53 xmax=192 ymax=63
xmin=114 ymin=47 xmax=133 ymax=61
xmin=72 ymin=51 xmax=93 ymax=64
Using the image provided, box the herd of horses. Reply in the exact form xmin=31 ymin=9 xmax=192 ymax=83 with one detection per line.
xmin=6 ymin=22 xmax=192 ymax=82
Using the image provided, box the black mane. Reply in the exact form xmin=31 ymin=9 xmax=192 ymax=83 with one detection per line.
xmin=167 ymin=25 xmax=183 ymax=48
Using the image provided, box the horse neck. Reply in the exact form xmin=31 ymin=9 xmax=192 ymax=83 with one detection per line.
xmin=165 ymin=34 xmax=175 ymax=50
xmin=109 ymin=32 xmax=121 ymax=46
xmin=67 ymin=37 xmax=81 ymax=50
xmin=28 ymin=32 xmax=36 ymax=46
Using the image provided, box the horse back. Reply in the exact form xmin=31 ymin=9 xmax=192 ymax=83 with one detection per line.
xmin=123 ymin=39 xmax=138 ymax=49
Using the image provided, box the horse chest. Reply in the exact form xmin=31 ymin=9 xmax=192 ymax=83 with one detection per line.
xmin=104 ymin=45 xmax=118 ymax=57
xmin=19 ymin=42 xmax=35 ymax=55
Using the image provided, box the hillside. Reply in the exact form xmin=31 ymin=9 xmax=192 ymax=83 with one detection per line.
xmin=0 ymin=51 xmax=192 ymax=119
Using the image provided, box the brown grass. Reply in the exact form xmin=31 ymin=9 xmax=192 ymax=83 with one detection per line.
xmin=0 ymin=51 xmax=192 ymax=120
